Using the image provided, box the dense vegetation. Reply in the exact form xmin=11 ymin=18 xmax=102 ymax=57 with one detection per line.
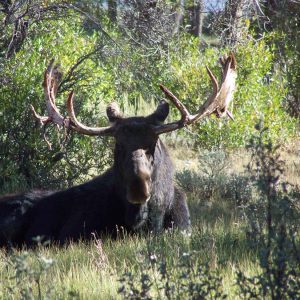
xmin=0 ymin=0 xmax=299 ymax=298
xmin=1 ymin=0 xmax=299 ymax=192
xmin=0 ymin=127 xmax=299 ymax=299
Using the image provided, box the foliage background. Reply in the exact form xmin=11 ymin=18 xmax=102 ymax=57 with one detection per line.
xmin=0 ymin=1 xmax=299 ymax=299
xmin=1 ymin=0 xmax=299 ymax=193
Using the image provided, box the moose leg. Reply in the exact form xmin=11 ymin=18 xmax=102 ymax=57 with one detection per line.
xmin=125 ymin=203 xmax=148 ymax=231
xmin=58 ymin=218 xmax=83 ymax=245
xmin=148 ymin=206 xmax=166 ymax=233
xmin=165 ymin=187 xmax=191 ymax=232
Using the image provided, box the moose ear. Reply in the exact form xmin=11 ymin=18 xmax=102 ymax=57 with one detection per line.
xmin=106 ymin=102 xmax=123 ymax=123
xmin=148 ymin=100 xmax=169 ymax=124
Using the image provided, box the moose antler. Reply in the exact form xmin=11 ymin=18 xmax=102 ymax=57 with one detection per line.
xmin=32 ymin=54 xmax=237 ymax=140
xmin=154 ymin=53 xmax=237 ymax=134
xmin=31 ymin=60 xmax=115 ymax=136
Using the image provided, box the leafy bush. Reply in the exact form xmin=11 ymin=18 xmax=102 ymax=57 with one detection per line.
xmin=4 ymin=250 xmax=55 ymax=299
xmin=236 ymin=124 xmax=300 ymax=299
xmin=118 ymin=251 xmax=227 ymax=300
xmin=0 ymin=20 xmax=114 ymax=192
xmin=176 ymin=149 xmax=253 ymax=205
xmin=0 ymin=5 xmax=298 ymax=194
xmin=161 ymin=35 xmax=297 ymax=148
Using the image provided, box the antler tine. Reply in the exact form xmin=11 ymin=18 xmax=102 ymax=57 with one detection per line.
xmin=205 ymin=66 xmax=219 ymax=96
xmin=189 ymin=53 xmax=237 ymax=122
xmin=31 ymin=60 xmax=115 ymax=138
xmin=154 ymin=53 xmax=237 ymax=134
xmin=215 ymin=53 xmax=237 ymax=119
xmin=153 ymin=85 xmax=190 ymax=134
xmin=66 ymin=92 xmax=115 ymax=136
xmin=31 ymin=60 xmax=65 ymax=127
xmin=49 ymin=63 xmax=62 ymax=103
xmin=159 ymin=85 xmax=190 ymax=122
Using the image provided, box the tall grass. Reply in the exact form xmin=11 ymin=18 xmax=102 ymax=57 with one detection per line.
xmin=0 ymin=191 xmax=259 ymax=299
xmin=0 ymin=126 xmax=299 ymax=299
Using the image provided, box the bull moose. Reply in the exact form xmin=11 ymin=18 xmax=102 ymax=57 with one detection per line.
xmin=0 ymin=54 xmax=237 ymax=247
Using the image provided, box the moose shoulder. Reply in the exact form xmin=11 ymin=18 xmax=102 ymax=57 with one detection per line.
xmin=1 ymin=54 xmax=237 ymax=247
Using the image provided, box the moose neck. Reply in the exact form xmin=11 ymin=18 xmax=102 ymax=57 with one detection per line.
xmin=152 ymin=138 xmax=174 ymax=180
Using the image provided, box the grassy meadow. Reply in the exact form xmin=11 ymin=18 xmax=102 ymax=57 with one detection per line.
xmin=0 ymin=141 xmax=299 ymax=299
xmin=1 ymin=1 xmax=300 ymax=299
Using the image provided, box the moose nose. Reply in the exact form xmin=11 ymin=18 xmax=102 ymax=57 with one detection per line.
xmin=126 ymin=149 xmax=152 ymax=204
xmin=127 ymin=176 xmax=151 ymax=204
xmin=131 ymin=150 xmax=151 ymax=178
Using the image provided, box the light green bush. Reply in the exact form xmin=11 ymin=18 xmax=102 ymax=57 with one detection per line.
xmin=0 ymin=14 xmax=298 ymax=192
xmin=160 ymin=34 xmax=297 ymax=148
xmin=0 ymin=20 xmax=114 ymax=191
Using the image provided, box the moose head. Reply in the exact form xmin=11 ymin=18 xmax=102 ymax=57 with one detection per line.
xmin=31 ymin=54 xmax=237 ymax=206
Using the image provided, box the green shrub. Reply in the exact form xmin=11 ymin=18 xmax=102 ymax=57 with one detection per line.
xmin=176 ymin=149 xmax=253 ymax=205
xmin=0 ymin=10 xmax=298 ymax=194
xmin=4 ymin=251 xmax=55 ymax=299
xmin=118 ymin=251 xmax=227 ymax=300
xmin=0 ymin=20 xmax=114 ymax=192
xmin=159 ymin=35 xmax=297 ymax=148
xmin=237 ymin=124 xmax=300 ymax=299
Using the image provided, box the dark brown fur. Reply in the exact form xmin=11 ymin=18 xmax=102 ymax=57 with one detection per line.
xmin=0 ymin=102 xmax=190 ymax=247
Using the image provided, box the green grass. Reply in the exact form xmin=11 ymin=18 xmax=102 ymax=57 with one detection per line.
xmin=0 ymin=193 xmax=261 ymax=299
xmin=1 ymin=143 xmax=299 ymax=299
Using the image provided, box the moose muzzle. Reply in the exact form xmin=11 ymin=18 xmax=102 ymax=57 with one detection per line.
xmin=126 ymin=150 xmax=152 ymax=204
